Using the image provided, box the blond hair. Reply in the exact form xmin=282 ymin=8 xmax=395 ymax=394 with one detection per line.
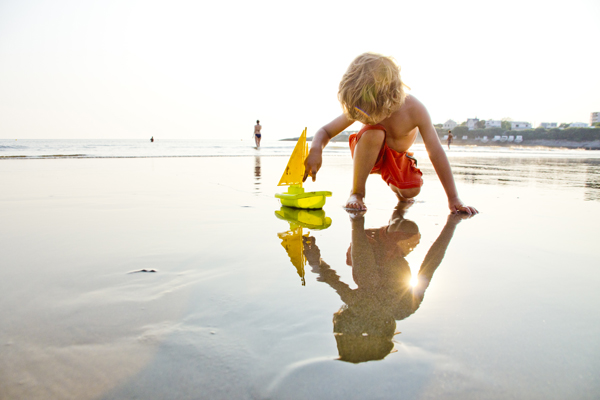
xmin=338 ymin=53 xmax=409 ymax=125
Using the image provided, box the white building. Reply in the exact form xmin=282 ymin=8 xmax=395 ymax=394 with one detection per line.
xmin=511 ymin=121 xmax=532 ymax=130
xmin=539 ymin=122 xmax=558 ymax=129
xmin=485 ymin=120 xmax=501 ymax=129
xmin=570 ymin=122 xmax=589 ymax=128
xmin=443 ymin=119 xmax=457 ymax=130
xmin=591 ymin=112 xmax=600 ymax=125
xmin=466 ymin=118 xmax=479 ymax=130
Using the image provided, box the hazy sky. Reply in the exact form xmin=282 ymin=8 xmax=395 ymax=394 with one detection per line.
xmin=1 ymin=0 xmax=599 ymax=140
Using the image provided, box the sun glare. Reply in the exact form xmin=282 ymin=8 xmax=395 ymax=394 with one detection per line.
xmin=410 ymin=276 xmax=419 ymax=287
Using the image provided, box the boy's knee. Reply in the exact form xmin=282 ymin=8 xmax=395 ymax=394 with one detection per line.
xmin=358 ymin=129 xmax=385 ymax=146
xmin=397 ymin=186 xmax=420 ymax=199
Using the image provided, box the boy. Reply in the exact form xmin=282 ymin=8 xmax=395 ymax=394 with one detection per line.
xmin=303 ymin=53 xmax=477 ymax=215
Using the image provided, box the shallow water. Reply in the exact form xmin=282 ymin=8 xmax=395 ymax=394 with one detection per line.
xmin=0 ymin=149 xmax=599 ymax=399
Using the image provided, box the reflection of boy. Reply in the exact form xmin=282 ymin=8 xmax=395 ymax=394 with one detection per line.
xmin=303 ymin=52 xmax=477 ymax=215
xmin=304 ymin=209 xmax=469 ymax=363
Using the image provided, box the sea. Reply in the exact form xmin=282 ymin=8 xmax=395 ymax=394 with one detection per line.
xmin=2 ymin=138 xmax=600 ymax=399
xmin=0 ymin=139 xmax=351 ymax=159
xmin=2 ymin=138 xmax=599 ymax=159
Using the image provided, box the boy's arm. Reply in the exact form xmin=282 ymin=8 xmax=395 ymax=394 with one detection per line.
xmin=303 ymin=114 xmax=354 ymax=182
xmin=416 ymin=105 xmax=478 ymax=214
xmin=414 ymin=213 xmax=469 ymax=295
xmin=303 ymin=236 xmax=355 ymax=302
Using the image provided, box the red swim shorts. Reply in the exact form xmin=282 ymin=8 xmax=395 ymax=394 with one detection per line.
xmin=349 ymin=124 xmax=423 ymax=189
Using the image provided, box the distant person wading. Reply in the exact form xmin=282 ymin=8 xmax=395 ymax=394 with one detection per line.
xmin=254 ymin=120 xmax=262 ymax=148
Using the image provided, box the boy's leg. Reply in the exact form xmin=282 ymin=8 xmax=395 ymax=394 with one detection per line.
xmin=346 ymin=130 xmax=385 ymax=210
xmin=349 ymin=212 xmax=376 ymax=278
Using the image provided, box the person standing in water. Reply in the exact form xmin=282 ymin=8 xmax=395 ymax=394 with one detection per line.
xmin=447 ymin=131 xmax=453 ymax=149
xmin=254 ymin=120 xmax=262 ymax=148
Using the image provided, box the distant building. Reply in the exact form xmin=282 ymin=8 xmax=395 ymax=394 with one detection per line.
xmin=443 ymin=119 xmax=457 ymax=130
xmin=511 ymin=121 xmax=532 ymax=130
xmin=539 ymin=122 xmax=558 ymax=129
xmin=466 ymin=118 xmax=479 ymax=130
xmin=591 ymin=112 xmax=600 ymax=125
xmin=485 ymin=120 xmax=501 ymax=129
xmin=570 ymin=122 xmax=589 ymax=128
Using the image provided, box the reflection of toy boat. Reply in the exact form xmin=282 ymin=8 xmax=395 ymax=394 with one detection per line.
xmin=278 ymin=227 xmax=308 ymax=286
xmin=275 ymin=128 xmax=331 ymax=209
xmin=275 ymin=207 xmax=331 ymax=286
xmin=275 ymin=206 xmax=332 ymax=230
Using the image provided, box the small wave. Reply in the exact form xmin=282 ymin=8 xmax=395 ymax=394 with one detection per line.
xmin=0 ymin=154 xmax=298 ymax=160
xmin=0 ymin=154 xmax=87 ymax=159
xmin=38 ymin=154 xmax=87 ymax=157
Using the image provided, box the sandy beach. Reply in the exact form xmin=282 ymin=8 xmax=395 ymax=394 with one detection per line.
xmin=1 ymin=150 xmax=599 ymax=399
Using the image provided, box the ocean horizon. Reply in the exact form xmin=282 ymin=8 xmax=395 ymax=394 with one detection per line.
xmin=2 ymin=138 xmax=599 ymax=160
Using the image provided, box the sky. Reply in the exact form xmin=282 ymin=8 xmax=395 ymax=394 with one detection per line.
xmin=0 ymin=0 xmax=599 ymax=140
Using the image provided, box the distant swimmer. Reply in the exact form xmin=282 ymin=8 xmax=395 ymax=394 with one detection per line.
xmin=150 ymin=136 xmax=154 ymax=143
xmin=254 ymin=120 xmax=262 ymax=148
xmin=447 ymin=131 xmax=453 ymax=149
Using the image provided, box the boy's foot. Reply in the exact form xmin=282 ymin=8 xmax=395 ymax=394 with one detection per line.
xmin=345 ymin=193 xmax=367 ymax=211
xmin=394 ymin=193 xmax=416 ymax=203
xmin=394 ymin=200 xmax=414 ymax=213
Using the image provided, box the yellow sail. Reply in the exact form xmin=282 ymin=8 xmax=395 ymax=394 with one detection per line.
xmin=277 ymin=128 xmax=308 ymax=187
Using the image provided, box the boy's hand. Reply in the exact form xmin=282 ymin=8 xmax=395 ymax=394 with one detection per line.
xmin=303 ymin=236 xmax=321 ymax=265
xmin=303 ymin=149 xmax=322 ymax=182
xmin=448 ymin=197 xmax=478 ymax=215
xmin=447 ymin=212 xmax=475 ymax=225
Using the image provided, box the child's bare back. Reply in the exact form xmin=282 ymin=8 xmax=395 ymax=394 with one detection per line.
xmin=372 ymin=96 xmax=421 ymax=153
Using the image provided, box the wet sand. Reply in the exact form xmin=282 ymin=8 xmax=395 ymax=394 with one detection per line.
xmin=1 ymin=152 xmax=599 ymax=399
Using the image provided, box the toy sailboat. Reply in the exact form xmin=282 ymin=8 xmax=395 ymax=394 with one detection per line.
xmin=275 ymin=128 xmax=331 ymax=209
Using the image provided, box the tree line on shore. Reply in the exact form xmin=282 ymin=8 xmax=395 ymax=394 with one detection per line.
xmin=285 ymin=126 xmax=600 ymax=145
xmin=436 ymin=126 xmax=600 ymax=142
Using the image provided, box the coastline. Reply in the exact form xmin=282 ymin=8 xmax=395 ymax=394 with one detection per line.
xmin=282 ymin=135 xmax=600 ymax=150
xmin=440 ymin=139 xmax=600 ymax=150
xmin=503 ymin=139 xmax=600 ymax=150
